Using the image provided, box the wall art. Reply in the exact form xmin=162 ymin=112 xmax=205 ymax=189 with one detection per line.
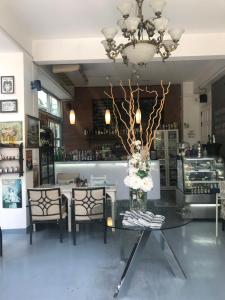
xmin=1 ymin=76 xmax=14 ymax=94
xmin=0 ymin=99 xmax=17 ymax=113
xmin=2 ymin=179 xmax=22 ymax=208
xmin=0 ymin=121 xmax=22 ymax=145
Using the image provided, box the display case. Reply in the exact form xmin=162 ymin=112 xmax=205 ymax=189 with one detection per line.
xmin=154 ymin=129 xmax=178 ymax=189
xmin=176 ymin=157 xmax=224 ymax=218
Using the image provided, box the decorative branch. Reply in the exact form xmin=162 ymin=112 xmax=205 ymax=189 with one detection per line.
xmin=104 ymin=80 xmax=171 ymax=157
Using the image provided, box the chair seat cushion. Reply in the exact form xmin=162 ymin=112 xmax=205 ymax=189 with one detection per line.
xmin=32 ymin=205 xmax=67 ymax=221
xmin=75 ymin=214 xmax=103 ymax=221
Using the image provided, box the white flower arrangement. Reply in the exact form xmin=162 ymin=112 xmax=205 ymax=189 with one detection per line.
xmin=124 ymin=140 xmax=153 ymax=192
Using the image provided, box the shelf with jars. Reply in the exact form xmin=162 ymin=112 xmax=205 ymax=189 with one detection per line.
xmin=0 ymin=143 xmax=24 ymax=176
xmin=59 ymin=142 xmax=127 ymax=162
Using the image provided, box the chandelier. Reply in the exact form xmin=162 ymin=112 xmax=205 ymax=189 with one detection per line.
xmin=101 ymin=0 xmax=184 ymax=66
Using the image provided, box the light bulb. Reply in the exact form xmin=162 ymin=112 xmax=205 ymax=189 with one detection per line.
xmin=69 ymin=109 xmax=75 ymax=125
xmin=105 ymin=109 xmax=111 ymax=125
xmin=135 ymin=108 xmax=141 ymax=124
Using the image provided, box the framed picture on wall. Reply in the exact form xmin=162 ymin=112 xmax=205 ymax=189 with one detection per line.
xmin=1 ymin=76 xmax=15 ymax=94
xmin=2 ymin=179 xmax=22 ymax=208
xmin=26 ymin=115 xmax=40 ymax=148
xmin=0 ymin=99 xmax=18 ymax=113
xmin=0 ymin=121 xmax=23 ymax=145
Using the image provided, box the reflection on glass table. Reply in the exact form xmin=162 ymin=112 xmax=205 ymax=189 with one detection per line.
xmin=105 ymin=200 xmax=192 ymax=298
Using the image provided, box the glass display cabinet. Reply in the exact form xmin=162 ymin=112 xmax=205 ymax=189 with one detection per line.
xmin=154 ymin=130 xmax=179 ymax=189
xmin=176 ymin=157 xmax=224 ymax=218
xmin=39 ymin=128 xmax=55 ymax=185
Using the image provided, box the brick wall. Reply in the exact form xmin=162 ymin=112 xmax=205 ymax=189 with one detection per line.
xmin=62 ymin=84 xmax=181 ymax=152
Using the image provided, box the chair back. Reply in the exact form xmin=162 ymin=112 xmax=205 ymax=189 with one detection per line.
xmin=71 ymin=187 xmax=105 ymax=221
xmin=27 ymin=188 xmax=62 ymax=220
xmin=57 ymin=173 xmax=80 ymax=185
xmin=90 ymin=175 xmax=106 ymax=186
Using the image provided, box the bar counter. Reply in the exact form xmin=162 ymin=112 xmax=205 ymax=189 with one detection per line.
xmin=55 ymin=160 xmax=160 ymax=200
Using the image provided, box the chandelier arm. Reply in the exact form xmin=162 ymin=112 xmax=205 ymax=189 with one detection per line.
xmin=158 ymin=49 xmax=170 ymax=61
xmin=143 ymin=20 xmax=155 ymax=38
xmin=106 ymin=42 xmax=126 ymax=61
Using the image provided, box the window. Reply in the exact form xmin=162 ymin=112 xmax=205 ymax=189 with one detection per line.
xmin=38 ymin=90 xmax=48 ymax=111
xmin=38 ymin=90 xmax=61 ymax=117
xmin=38 ymin=90 xmax=62 ymax=148
xmin=49 ymin=95 xmax=61 ymax=117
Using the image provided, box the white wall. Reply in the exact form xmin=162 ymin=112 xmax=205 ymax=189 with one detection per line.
xmin=182 ymin=81 xmax=201 ymax=146
xmin=0 ymin=50 xmax=71 ymax=230
xmin=0 ymin=52 xmax=27 ymax=229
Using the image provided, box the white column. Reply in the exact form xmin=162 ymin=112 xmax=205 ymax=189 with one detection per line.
xmin=182 ymin=82 xmax=201 ymax=145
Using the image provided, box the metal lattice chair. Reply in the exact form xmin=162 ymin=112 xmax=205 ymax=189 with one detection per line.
xmin=27 ymin=188 xmax=67 ymax=244
xmin=216 ymin=181 xmax=225 ymax=237
xmin=71 ymin=187 xmax=107 ymax=245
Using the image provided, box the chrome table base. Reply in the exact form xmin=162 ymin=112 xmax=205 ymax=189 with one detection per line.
xmin=114 ymin=229 xmax=186 ymax=298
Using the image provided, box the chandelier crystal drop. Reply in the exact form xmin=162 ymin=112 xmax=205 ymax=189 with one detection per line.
xmin=101 ymin=0 xmax=184 ymax=66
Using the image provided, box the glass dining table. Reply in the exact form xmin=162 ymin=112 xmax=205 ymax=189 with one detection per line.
xmin=105 ymin=200 xmax=192 ymax=298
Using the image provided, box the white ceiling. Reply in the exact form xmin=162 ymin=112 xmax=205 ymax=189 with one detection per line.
xmin=50 ymin=59 xmax=225 ymax=88
xmin=1 ymin=0 xmax=225 ymax=88
xmin=2 ymin=0 xmax=225 ymax=39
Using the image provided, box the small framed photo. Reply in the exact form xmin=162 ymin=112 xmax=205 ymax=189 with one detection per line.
xmin=0 ymin=99 xmax=17 ymax=113
xmin=1 ymin=76 xmax=15 ymax=94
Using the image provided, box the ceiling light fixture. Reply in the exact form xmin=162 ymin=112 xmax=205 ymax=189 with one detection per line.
xmin=105 ymin=109 xmax=111 ymax=125
xmin=101 ymin=0 xmax=184 ymax=66
xmin=135 ymin=108 xmax=142 ymax=124
xmin=69 ymin=109 xmax=76 ymax=125
xmin=105 ymin=76 xmax=111 ymax=125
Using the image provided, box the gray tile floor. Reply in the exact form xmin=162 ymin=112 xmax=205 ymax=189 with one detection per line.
xmin=1 ymin=219 xmax=225 ymax=300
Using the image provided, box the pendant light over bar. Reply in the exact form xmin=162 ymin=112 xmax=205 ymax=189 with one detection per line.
xmin=69 ymin=109 xmax=76 ymax=125
xmin=135 ymin=108 xmax=141 ymax=124
xmin=105 ymin=109 xmax=111 ymax=125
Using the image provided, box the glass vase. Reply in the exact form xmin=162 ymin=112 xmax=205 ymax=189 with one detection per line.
xmin=130 ymin=188 xmax=147 ymax=211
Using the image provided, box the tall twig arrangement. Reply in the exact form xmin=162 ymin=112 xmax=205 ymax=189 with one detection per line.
xmin=104 ymin=80 xmax=170 ymax=157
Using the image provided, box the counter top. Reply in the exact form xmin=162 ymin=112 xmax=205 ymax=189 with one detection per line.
xmin=55 ymin=160 xmax=159 ymax=165
xmin=55 ymin=160 xmax=160 ymax=200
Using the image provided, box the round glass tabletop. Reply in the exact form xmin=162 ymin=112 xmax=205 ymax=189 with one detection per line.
xmin=106 ymin=200 xmax=192 ymax=231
